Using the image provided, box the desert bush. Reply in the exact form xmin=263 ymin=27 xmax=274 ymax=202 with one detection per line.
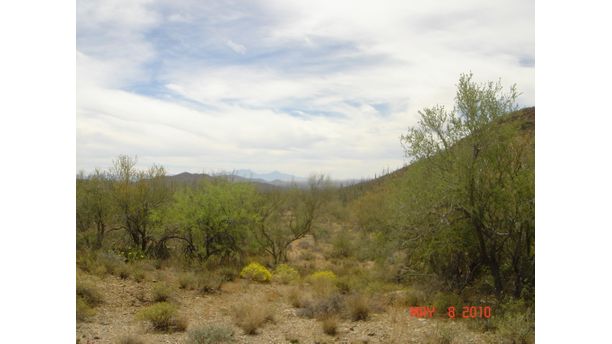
xmin=298 ymin=293 xmax=344 ymax=319
xmin=306 ymin=270 xmax=338 ymax=295
xmin=432 ymin=292 xmax=463 ymax=317
xmin=273 ymin=264 xmax=300 ymax=284
xmin=217 ymin=266 xmax=240 ymax=282
xmin=346 ymin=294 xmax=370 ymax=321
xmin=76 ymin=281 xmax=104 ymax=306
xmin=98 ymin=251 xmax=125 ymax=275
xmin=197 ymin=271 xmax=224 ymax=294
xmin=495 ymin=312 xmax=534 ymax=344
xmin=134 ymin=260 xmax=156 ymax=272
xmin=117 ymin=263 xmax=130 ymax=279
xmin=178 ymin=272 xmax=198 ymax=290
xmin=403 ymin=289 xmax=425 ymax=306
xmin=187 ymin=324 xmax=234 ymax=344
xmin=331 ymin=231 xmax=353 ymax=258
xmin=232 ymin=302 xmax=274 ymax=335
xmin=116 ymin=334 xmax=147 ymax=344
xmin=122 ymin=248 xmax=146 ymax=262
xmin=152 ymin=282 xmax=173 ymax=302
xmin=137 ymin=302 xmax=187 ymax=332
xmin=76 ymin=296 xmax=95 ymax=321
xmin=335 ymin=278 xmax=352 ymax=294
xmin=321 ymin=316 xmax=338 ymax=336
xmin=239 ymin=262 xmax=271 ymax=282
xmin=299 ymin=251 xmax=315 ymax=261
xmin=132 ymin=268 xmax=146 ymax=283
xmin=288 ymin=287 xmax=310 ymax=308
xmin=76 ymin=251 xmax=100 ymax=274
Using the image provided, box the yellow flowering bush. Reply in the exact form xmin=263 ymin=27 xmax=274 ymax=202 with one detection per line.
xmin=306 ymin=270 xmax=338 ymax=295
xmin=272 ymin=264 xmax=300 ymax=284
xmin=240 ymin=262 xmax=272 ymax=282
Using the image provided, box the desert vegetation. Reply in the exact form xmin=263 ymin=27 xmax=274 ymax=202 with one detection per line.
xmin=76 ymin=74 xmax=534 ymax=343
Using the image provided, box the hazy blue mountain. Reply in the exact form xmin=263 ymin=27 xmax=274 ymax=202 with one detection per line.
xmin=233 ymin=169 xmax=306 ymax=183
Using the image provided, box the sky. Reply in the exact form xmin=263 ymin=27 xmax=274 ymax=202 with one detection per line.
xmin=76 ymin=0 xmax=534 ymax=180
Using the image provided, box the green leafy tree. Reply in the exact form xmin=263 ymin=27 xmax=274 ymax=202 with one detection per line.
xmin=163 ymin=178 xmax=259 ymax=263
xmin=110 ymin=155 xmax=170 ymax=253
xmin=76 ymin=169 xmax=114 ymax=249
xmin=400 ymin=73 xmax=534 ymax=298
xmin=254 ymin=175 xmax=332 ymax=264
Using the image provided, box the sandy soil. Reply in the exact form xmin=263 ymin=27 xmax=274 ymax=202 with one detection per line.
xmin=76 ymin=271 xmax=496 ymax=344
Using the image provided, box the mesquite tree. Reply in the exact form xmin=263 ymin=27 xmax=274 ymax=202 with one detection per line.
xmin=110 ymin=155 xmax=170 ymax=252
xmin=254 ymin=175 xmax=332 ymax=265
xmin=400 ymin=73 xmax=534 ymax=298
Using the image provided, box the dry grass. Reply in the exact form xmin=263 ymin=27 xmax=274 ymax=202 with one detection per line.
xmin=346 ymin=294 xmax=370 ymax=321
xmin=76 ymin=296 xmax=95 ymax=321
xmin=321 ymin=316 xmax=338 ymax=336
xmin=117 ymin=263 xmax=131 ymax=279
xmin=288 ymin=287 xmax=310 ymax=308
xmin=178 ymin=272 xmax=198 ymax=290
xmin=426 ymin=322 xmax=457 ymax=344
xmin=231 ymin=301 xmax=274 ymax=335
xmin=297 ymin=292 xmax=344 ymax=320
xmin=132 ymin=269 xmax=146 ymax=282
xmin=197 ymin=271 xmax=224 ymax=294
xmin=116 ymin=334 xmax=147 ymax=344
xmin=76 ymin=280 xmax=104 ymax=306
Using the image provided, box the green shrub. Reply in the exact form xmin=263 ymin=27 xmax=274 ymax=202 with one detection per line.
xmin=76 ymin=296 xmax=95 ymax=321
xmin=187 ymin=324 xmax=234 ymax=344
xmin=152 ymin=282 xmax=173 ymax=302
xmin=432 ymin=292 xmax=462 ymax=317
xmin=331 ymin=231 xmax=353 ymax=258
xmin=273 ymin=264 xmax=300 ymax=284
xmin=239 ymin=262 xmax=272 ymax=283
xmin=122 ymin=248 xmax=146 ymax=262
xmin=76 ymin=281 xmax=103 ymax=306
xmin=137 ymin=302 xmax=187 ymax=332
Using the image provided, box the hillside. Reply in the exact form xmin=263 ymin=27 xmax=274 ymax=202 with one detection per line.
xmin=341 ymin=106 xmax=535 ymax=200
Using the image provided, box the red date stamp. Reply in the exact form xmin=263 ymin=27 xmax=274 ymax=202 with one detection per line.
xmin=409 ymin=306 xmax=492 ymax=319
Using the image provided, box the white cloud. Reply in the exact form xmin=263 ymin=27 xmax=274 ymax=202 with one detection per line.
xmin=225 ymin=40 xmax=246 ymax=54
xmin=76 ymin=0 xmax=534 ymax=179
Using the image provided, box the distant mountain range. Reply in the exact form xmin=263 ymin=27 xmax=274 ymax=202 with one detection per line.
xmin=232 ymin=169 xmax=305 ymax=183
xmin=167 ymin=169 xmax=363 ymax=188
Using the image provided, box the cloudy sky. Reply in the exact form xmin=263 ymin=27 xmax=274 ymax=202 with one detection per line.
xmin=76 ymin=0 xmax=534 ymax=180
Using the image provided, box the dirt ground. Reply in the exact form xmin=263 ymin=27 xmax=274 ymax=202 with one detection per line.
xmin=76 ymin=270 xmax=497 ymax=344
